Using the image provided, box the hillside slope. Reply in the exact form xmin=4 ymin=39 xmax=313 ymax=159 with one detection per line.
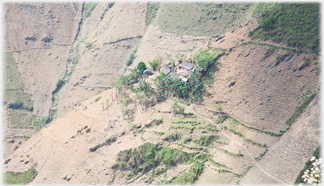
xmin=3 ymin=3 xmax=321 ymax=185
xmin=4 ymin=3 xmax=82 ymax=117
xmin=240 ymin=93 xmax=320 ymax=184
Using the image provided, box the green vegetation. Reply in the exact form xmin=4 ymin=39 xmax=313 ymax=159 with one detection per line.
xmin=282 ymin=93 xmax=316 ymax=133
xmin=112 ymin=143 xmax=198 ymax=175
xmin=84 ymin=2 xmax=98 ymax=18
xmin=4 ymin=53 xmax=34 ymax=128
xmin=175 ymin=143 xmax=204 ymax=151
xmin=125 ymin=47 xmax=138 ymax=66
xmin=146 ymin=2 xmax=160 ymax=26
xmin=52 ymin=79 xmax=66 ymax=95
xmin=154 ymin=70 xmax=206 ymax=103
xmin=89 ymin=135 xmax=117 ymax=152
xmin=4 ymin=167 xmax=38 ymax=184
xmin=251 ymin=3 xmax=275 ymax=17
xmin=251 ymin=3 xmax=320 ymax=50
xmin=226 ymin=116 xmax=282 ymax=137
xmin=168 ymin=160 xmax=204 ymax=184
xmin=32 ymin=116 xmax=52 ymax=133
xmin=169 ymin=125 xmax=195 ymax=133
xmin=136 ymin=62 xmax=147 ymax=74
xmin=295 ymin=146 xmax=321 ymax=184
xmin=154 ymin=3 xmax=255 ymax=36
xmin=148 ymin=56 xmax=162 ymax=71
xmin=193 ymin=135 xmax=219 ymax=147
xmin=95 ymin=96 xmax=101 ymax=102
xmin=153 ymin=131 xmax=164 ymax=135
xmin=255 ymin=146 xmax=268 ymax=161
xmin=190 ymin=48 xmax=223 ymax=69
xmin=163 ymin=133 xmax=181 ymax=142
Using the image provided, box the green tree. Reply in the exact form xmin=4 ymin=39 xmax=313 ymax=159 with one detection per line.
xmin=136 ymin=62 xmax=147 ymax=74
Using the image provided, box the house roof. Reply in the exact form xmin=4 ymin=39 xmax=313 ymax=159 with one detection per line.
xmin=179 ymin=61 xmax=195 ymax=70
xmin=160 ymin=67 xmax=171 ymax=75
xmin=169 ymin=71 xmax=180 ymax=79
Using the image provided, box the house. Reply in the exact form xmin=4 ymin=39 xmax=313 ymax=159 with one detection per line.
xmin=179 ymin=61 xmax=195 ymax=71
xmin=160 ymin=67 xmax=171 ymax=75
xmin=143 ymin=68 xmax=153 ymax=75
xmin=177 ymin=61 xmax=196 ymax=75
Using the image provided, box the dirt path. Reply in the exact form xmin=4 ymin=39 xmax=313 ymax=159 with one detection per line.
xmin=194 ymin=111 xmax=288 ymax=184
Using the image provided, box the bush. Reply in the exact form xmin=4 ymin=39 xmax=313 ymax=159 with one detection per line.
xmin=95 ymin=96 xmax=101 ymax=102
xmin=136 ymin=62 xmax=147 ymax=74
xmin=113 ymin=142 xmax=197 ymax=174
xmin=4 ymin=167 xmax=38 ymax=184
xmin=52 ymin=79 xmax=65 ymax=94
xmin=148 ymin=56 xmax=162 ymax=71
xmin=125 ymin=47 xmax=138 ymax=66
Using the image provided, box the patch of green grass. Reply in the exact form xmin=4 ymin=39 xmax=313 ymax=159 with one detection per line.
xmin=84 ymin=2 xmax=98 ymax=18
xmin=4 ymin=53 xmax=34 ymax=128
xmin=295 ymin=146 xmax=321 ymax=184
xmin=146 ymin=2 xmax=160 ymax=26
xmin=32 ymin=116 xmax=51 ymax=133
xmin=4 ymin=53 xmax=34 ymax=109
xmin=4 ymin=167 xmax=38 ymax=184
xmin=251 ymin=3 xmax=320 ymax=50
xmin=155 ymin=3 xmax=255 ymax=36
xmin=8 ymin=109 xmax=33 ymax=128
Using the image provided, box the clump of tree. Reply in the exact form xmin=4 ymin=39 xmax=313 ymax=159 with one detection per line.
xmin=112 ymin=142 xmax=198 ymax=175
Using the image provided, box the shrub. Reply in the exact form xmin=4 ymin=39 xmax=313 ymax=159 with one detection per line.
xmin=113 ymin=142 xmax=197 ymax=175
xmin=125 ymin=47 xmax=138 ymax=66
xmin=148 ymin=56 xmax=162 ymax=71
xmin=136 ymin=62 xmax=147 ymax=74
xmin=95 ymin=96 xmax=101 ymax=102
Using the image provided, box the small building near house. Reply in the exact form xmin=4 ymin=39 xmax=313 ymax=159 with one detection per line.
xmin=143 ymin=68 xmax=153 ymax=75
